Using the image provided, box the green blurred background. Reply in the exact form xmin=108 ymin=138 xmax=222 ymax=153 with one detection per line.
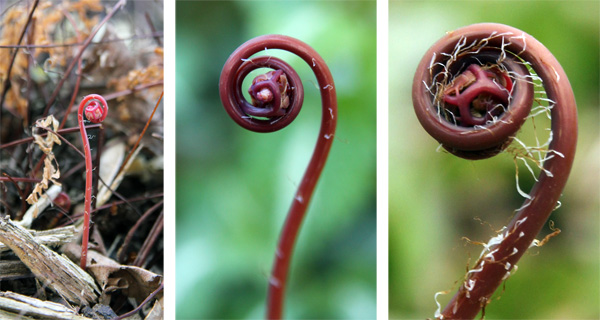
xmin=390 ymin=1 xmax=599 ymax=319
xmin=176 ymin=1 xmax=376 ymax=319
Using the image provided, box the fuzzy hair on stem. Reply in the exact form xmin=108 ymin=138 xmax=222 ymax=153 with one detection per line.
xmin=412 ymin=23 xmax=577 ymax=319
xmin=77 ymin=94 xmax=108 ymax=270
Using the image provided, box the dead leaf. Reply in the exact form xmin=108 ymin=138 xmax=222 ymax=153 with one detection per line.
xmin=87 ymin=264 xmax=162 ymax=304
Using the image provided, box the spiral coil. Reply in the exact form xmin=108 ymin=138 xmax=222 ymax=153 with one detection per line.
xmin=412 ymin=23 xmax=577 ymax=319
xmin=219 ymin=35 xmax=337 ymax=319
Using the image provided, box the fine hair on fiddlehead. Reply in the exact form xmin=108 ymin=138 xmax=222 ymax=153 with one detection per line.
xmin=412 ymin=23 xmax=577 ymax=319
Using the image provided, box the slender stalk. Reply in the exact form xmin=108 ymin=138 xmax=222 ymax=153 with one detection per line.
xmin=0 ymin=0 xmax=39 ymax=110
xmin=0 ymin=177 xmax=41 ymax=183
xmin=219 ymin=35 xmax=337 ymax=319
xmin=117 ymin=91 xmax=163 ymax=178
xmin=0 ymin=32 xmax=163 ymax=49
xmin=117 ymin=200 xmax=164 ymax=263
xmin=412 ymin=23 xmax=577 ymax=319
xmin=77 ymin=94 xmax=108 ymax=270
xmin=1 ymin=173 xmax=27 ymax=219
xmin=113 ymin=282 xmax=164 ymax=320
xmin=0 ymin=124 xmax=101 ymax=149
xmin=58 ymin=9 xmax=84 ymax=131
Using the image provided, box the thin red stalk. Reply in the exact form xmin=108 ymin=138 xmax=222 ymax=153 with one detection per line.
xmin=60 ymin=164 xmax=139 ymax=220
xmin=0 ymin=0 xmax=39 ymax=110
xmin=32 ymin=2 xmax=102 ymax=178
xmin=77 ymin=94 xmax=108 ymax=270
xmin=412 ymin=23 xmax=577 ymax=319
xmin=220 ymin=35 xmax=337 ymax=319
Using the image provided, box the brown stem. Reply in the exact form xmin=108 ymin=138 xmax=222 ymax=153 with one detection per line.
xmin=117 ymin=200 xmax=164 ymax=263
xmin=0 ymin=32 xmax=163 ymax=49
xmin=42 ymin=0 xmax=126 ymax=117
xmin=219 ymin=35 xmax=337 ymax=319
xmin=0 ymin=177 xmax=41 ymax=183
xmin=412 ymin=23 xmax=577 ymax=319
xmin=133 ymin=210 xmax=163 ymax=267
xmin=1 ymin=172 xmax=27 ymax=219
xmin=0 ymin=124 xmax=101 ymax=149
xmin=113 ymin=282 xmax=163 ymax=320
xmin=116 ymin=91 xmax=163 ymax=178
xmin=101 ymin=80 xmax=164 ymax=102
xmin=36 ymin=126 xmax=85 ymax=159
xmin=58 ymin=9 xmax=84 ymax=131
xmin=144 ymin=12 xmax=162 ymax=47
xmin=91 ymin=192 xmax=163 ymax=215
xmin=0 ymin=0 xmax=39 ymax=110
xmin=58 ymin=192 xmax=162 ymax=228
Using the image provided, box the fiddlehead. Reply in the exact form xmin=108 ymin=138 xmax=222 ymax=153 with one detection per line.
xmin=219 ymin=35 xmax=337 ymax=319
xmin=412 ymin=23 xmax=577 ymax=319
xmin=78 ymin=94 xmax=108 ymax=270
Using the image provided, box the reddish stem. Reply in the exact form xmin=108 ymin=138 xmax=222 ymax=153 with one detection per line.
xmin=219 ymin=35 xmax=337 ymax=319
xmin=77 ymin=94 xmax=108 ymax=270
xmin=412 ymin=23 xmax=577 ymax=319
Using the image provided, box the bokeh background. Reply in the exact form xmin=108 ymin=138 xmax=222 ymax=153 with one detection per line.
xmin=390 ymin=1 xmax=599 ymax=319
xmin=176 ymin=1 xmax=376 ymax=319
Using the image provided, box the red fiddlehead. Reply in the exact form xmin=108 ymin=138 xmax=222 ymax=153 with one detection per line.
xmin=219 ymin=35 xmax=337 ymax=319
xmin=77 ymin=94 xmax=108 ymax=270
xmin=412 ymin=23 xmax=577 ymax=318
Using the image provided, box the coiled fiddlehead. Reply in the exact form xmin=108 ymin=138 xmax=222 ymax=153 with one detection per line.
xmin=219 ymin=35 xmax=337 ymax=319
xmin=78 ymin=94 xmax=108 ymax=270
xmin=412 ymin=23 xmax=577 ymax=319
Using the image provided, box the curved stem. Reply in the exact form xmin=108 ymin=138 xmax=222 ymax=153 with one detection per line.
xmin=219 ymin=35 xmax=337 ymax=319
xmin=412 ymin=23 xmax=577 ymax=319
xmin=77 ymin=94 xmax=108 ymax=270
